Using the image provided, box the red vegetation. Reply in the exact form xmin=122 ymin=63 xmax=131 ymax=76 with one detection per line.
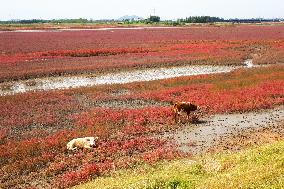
xmin=0 ymin=26 xmax=283 ymax=81
xmin=1 ymin=65 xmax=283 ymax=188
xmin=0 ymin=25 xmax=284 ymax=188
xmin=133 ymin=81 xmax=284 ymax=113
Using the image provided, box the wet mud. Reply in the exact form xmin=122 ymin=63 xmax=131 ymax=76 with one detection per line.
xmin=162 ymin=106 xmax=284 ymax=154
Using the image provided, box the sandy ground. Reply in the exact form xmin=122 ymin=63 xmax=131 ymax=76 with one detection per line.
xmin=162 ymin=106 xmax=284 ymax=155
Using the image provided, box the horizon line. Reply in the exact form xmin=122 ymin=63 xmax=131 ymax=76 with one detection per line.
xmin=1 ymin=16 xmax=284 ymax=22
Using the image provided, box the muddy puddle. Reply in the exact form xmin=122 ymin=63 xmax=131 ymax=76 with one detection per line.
xmin=1 ymin=64 xmax=248 ymax=96
xmin=162 ymin=106 xmax=284 ymax=154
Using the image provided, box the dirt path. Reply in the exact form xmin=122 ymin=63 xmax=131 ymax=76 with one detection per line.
xmin=162 ymin=106 xmax=284 ymax=154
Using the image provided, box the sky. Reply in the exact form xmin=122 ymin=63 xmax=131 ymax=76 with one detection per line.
xmin=0 ymin=0 xmax=283 ymax=21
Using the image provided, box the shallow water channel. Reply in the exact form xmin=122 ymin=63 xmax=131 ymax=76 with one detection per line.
xmin=0 ymin=61 xmax=256 ymax=96
xmin=0 ymin=26 xmax=186 ymax=33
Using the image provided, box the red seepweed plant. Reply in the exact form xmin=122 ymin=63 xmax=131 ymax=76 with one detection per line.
xmin=0 ymin=26 xmax=284 ymax=188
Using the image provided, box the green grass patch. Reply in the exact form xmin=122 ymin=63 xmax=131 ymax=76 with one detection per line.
xmin=73 ymin=141 xmax=284 ymax=189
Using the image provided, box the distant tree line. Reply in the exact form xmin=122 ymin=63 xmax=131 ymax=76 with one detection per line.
xmin=0 ymin=18 xmax=90 ymax=24
xmin=0 ymin=16 xmax=282 ymax=24
xmin=178 ymin=16 xmax=224 ymax=23
xmin=0 ymin=17 xmax=162 ymax=24
xmin=177 ymin=16 xmax=283 ymax=23
xmin=148 ymin=16 xmax=160 ymax=22
xmin=226 ymin=18 xmax=282 ymax=23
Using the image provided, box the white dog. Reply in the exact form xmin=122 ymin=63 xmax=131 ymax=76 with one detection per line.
xmin=67 ymin=137 xmax=98 ymax=151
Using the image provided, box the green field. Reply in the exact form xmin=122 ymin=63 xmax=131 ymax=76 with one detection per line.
xmin=74 ymin=141 xmax=284 ymax=189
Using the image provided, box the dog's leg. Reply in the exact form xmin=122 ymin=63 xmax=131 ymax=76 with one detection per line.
xmin=174 ymin=111 xmax=182 ymax=123
xmin=68 ymin=146 xmax=77 ymax=151
xmin=173 ymin=106 xmax=179 ymax=123
xmin=177 ymin=111 xmax=182 ymax=123
xmin=84 ymin=145 xmax=92 ymax=149
xmin=174 ymin=112 xmax=178 ymax=123
xmin=187 ymin=111 xmax=190 ymax=121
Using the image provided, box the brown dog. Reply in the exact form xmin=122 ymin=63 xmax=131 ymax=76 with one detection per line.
xmin=173 ymin=101 xmax=199 ymax=123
